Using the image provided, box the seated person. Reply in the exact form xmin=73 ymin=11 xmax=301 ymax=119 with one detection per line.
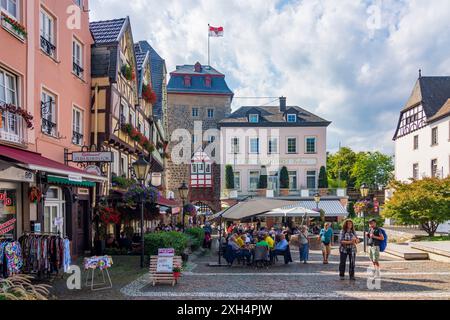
xmin=265 ymin=233 xmax=275 ymax=250
xmin=270 ymin=234 xmax=292 ymax=264
xmin=235 ymin=234 xmax=245 ymax=248
xmin=228 ymin=235 xmax=251 ymax=265
xmin=106 ymin=234 xmax=119 ymax=248
xmin=118 ymin=232 xmax=132 ymax=251
xmin=256 ymin=236 xmax=269 ymax=249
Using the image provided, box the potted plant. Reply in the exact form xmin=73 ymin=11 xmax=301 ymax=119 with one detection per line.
xmin=173 ymin=265 xmax=182 ymax=279
xmin=318 ymin=166 xmax=329 ymax=196
xmin=279 ymin=166 xmax=290 ymax=196
xmin=257 ymin=166 xmax=268 ymax=197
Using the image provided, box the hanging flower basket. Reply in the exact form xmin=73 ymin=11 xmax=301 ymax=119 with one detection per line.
xmin=183 ymin=204 xmax=197 ymax=216
xmin=99 ymin=206 xmax=121 ymax=225
xmin=0 ymin=103 xmax=34 ymax=129
xmin=142 ymin=84 xmax=157 ymax=104
xmin=124 ymin=184 xmax=159 ymax=206
xmin=121 ymin=64 xmax=134 ymax=81
xmin=28 ymin=186 xmax=42 ymax=204
xmin=1 ymin=12 xmax=27 ymax=40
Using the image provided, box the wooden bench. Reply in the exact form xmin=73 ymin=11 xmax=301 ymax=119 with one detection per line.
xmin=149 ymin=255 xmax=182 ymax=287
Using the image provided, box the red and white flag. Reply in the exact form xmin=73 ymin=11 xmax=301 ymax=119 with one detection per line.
xmin=209 ymin=25 xmax=224 ymax=37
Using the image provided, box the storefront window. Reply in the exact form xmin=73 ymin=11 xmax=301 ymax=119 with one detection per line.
xmin=0 ymin=189 xmax=17 ymax=238
xmin=44 ymin=187 xmax=65 ymax=235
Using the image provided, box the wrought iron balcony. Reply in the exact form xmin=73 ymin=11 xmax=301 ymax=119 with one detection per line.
xmin=73 ymin=62 xmax=84 ymax=78
xmin=40 ymin=36 xmax=56 ymax=57
xmin=42 ymin=118 xmax=56 ymax=136
xmin=72 ymin=131 xmax=84 ymax=145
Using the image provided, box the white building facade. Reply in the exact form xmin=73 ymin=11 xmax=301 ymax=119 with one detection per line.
xmin=393 ymin=76 xmax=450 ymax=233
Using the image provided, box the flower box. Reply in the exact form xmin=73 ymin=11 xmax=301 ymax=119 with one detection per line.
xmin=1 ymin=13 xmax=27 ymax=42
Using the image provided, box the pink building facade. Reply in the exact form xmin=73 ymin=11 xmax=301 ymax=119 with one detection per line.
xmin=0 ymin=0 xmax=104 ymax=256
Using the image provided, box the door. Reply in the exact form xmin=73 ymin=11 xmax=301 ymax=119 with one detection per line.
xmin=76 ymin=200 xmax=89 ymax=254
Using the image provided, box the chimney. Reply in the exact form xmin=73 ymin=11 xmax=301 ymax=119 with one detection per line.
xmin=280 ymin=96 xmax=287 ymax=113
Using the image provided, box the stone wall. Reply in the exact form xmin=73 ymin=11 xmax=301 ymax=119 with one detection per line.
xmin=166 ymin=93 xmax=232 ymax=211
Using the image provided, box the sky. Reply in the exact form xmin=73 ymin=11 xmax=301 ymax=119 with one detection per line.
xmin=89 ymin=0 xmax=450 ymax=155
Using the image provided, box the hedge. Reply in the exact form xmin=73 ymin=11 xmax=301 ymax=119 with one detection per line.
xmin=337 ymin=215 xmax=385 ymax=231
xmin=185 ymin=227 xmax=205 ymax=250
xmin=144 ymin=231 xmax=190 ymax=256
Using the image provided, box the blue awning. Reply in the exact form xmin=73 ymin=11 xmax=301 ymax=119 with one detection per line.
xmin=282 ymin=200 xmax=348 ymax=217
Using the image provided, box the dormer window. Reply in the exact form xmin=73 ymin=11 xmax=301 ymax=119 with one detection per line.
xmin=287 ymin=114 xmax=297 ymax=123
xmin=249 ymin=114 xmax=259 ymax=123
xmin=194 ymin=62 xmax=202 ymax=73
xmin=205 ymin=76 xmax=211 ymax=88
xmin=184 ymin=75 xmax=191 ymax=87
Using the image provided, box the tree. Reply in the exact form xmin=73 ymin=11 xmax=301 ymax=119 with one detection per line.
xmin=383 ymin=177 xmax=450 ymax=236
xmin=258 ymin=170 xmax=268 ymax=189
xmin=351 ymin=151 xmax=394 ymax=189
xmin=280 ymin=166 xmax=289 ymax=189
xmin=327 ymin=147 xmax=357 ymax=188
xmin=225 ymin=165 xmax=234 ymax=189
xmin=318 ymin=166 xmax=328 ymax=188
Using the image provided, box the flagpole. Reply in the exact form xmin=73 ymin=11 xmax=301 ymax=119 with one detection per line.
xmin=207 ymin=23 xmax=210 ymax=67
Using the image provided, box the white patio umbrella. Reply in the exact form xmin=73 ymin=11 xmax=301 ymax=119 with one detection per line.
xmin=263 ymin=206 xmax=317 ymax=218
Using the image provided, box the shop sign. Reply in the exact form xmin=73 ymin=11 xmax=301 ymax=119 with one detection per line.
xmin=156 ymin=248 xmax=175 ymax=273
xmin=68 ymin=174 xmax=83 ymax=183
xmin=34 ymin=223 xmax=41 ymax=233
xmin=0 ymin=218 xmax=16 ymax=235
xmin=85 ymin=165 xmax=102 ymax=176
xmin=72 ymin=152 xmax=114 ymax=163
xmin=77 ymin=188 xmax=89 ymax=195
xmin=0 ymin=192 xmax=12 ymax=206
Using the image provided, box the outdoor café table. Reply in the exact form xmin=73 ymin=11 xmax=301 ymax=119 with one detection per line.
xmin=83 ymin=255 xmax=113 ymax=291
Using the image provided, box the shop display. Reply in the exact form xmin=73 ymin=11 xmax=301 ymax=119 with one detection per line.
xmin=0 ymin=239 xmax=23 ymax=278
xmin=18 ymin=233 xmax=71 ymax=276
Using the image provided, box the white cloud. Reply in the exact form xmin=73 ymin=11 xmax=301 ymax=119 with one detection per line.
xmin=90 ymin=0 xmax=450 ymax=154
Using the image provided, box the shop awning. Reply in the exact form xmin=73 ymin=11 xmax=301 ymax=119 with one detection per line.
xmin=281 ymin=200 xmax=349 ymax=217
xmin=209 ymin=198 xmax=298 ymax=221
xmin=157 ymin=195 xmax=180 ymax=208
xmin=47 ymin=175 xmax=96 ymax=188
xmin=0 ymin=145 xmax=107 ymax=183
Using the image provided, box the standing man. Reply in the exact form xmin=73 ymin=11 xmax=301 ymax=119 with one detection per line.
xmin=367 ymin=219 xmax=384 ymax=278
xmin=319 ymin=223 xmax=333 ymax=264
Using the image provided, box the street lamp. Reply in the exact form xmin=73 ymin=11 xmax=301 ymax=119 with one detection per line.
xmin=314 ymin=192 xmax=321 ymax=226
xmin=178 ymin=182 xmax=189 ymax=231
xmin=360 ymin=182 xmax=370 ymax=253
xmin=132 ymin=155 xmax=151 ymax=268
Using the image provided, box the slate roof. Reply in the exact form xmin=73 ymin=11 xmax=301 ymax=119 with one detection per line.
xmin=428 ymin=98 xmax=450 ymax=123
xmin=136 ymin=41 xmax=167 ymax=121
xmin=134 ymin=43 xmax=150 ymax=97
xmin=90 ymin=18 xmax=127 ymax=44
xmin=90 ymin=17 xmax=137 ymax=83
xmin=403 ymin=76 xmax=450 ymax=118
xmin=167 ymin=63 xmax=233 ymax=96
xmin=219 ymin=105 xmax=331 ymax=127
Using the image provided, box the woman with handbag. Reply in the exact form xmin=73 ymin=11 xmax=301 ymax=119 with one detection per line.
xmin=299 ymin=226 xmax=309 ymax=264
xmin=319 ymin=222 xmax=333 ymax=264
xmin=339 ymin=219 xmax=359 ymax=280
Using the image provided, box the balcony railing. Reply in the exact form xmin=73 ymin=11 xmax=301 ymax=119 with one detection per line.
xmin=42 ymin=118 xmax=57 ymax=136
xmin=0 ymin=112 xmax=24 ymax=144
xmin=40 ymin=36 xmax=56 ymax=57
xmin=73 ymin=62 xmax=84 ymax=78
xmin=221 ymin=188 xmax=348 ymax=199
xmin=72 ymin=131 xmax=83 ymax=145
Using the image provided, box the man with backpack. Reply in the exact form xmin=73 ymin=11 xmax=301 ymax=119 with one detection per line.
xmin=367 ymin=219 xmax=386 ymax=278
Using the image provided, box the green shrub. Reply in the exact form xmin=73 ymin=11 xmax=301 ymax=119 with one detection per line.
xmin=225 ymin=165 xmax=235 ymax=189
xmin=336 ymin=216 xmax=384 ymax=231
xmin=144 ymin=231 xmax=190 ymax=256
xmin=185 ymin=227 xmax=205 ymax=250
xmin=105 ymin=247 xmax=129 ymax=256
xmin=258 ymin=174 xmax=268 ymax=189
xmin=318 ymin=166 xmax=328 ymax=188
xmin=280 ymin=166 xmax=289 ymax=189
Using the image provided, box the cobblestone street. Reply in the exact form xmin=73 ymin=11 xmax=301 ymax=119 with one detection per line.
xmin=118 ymin=248 xmax=450 ymax=300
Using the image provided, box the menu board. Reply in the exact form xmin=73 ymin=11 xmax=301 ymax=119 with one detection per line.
xmin=156 ymin=248 xmax=175 ymax=273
